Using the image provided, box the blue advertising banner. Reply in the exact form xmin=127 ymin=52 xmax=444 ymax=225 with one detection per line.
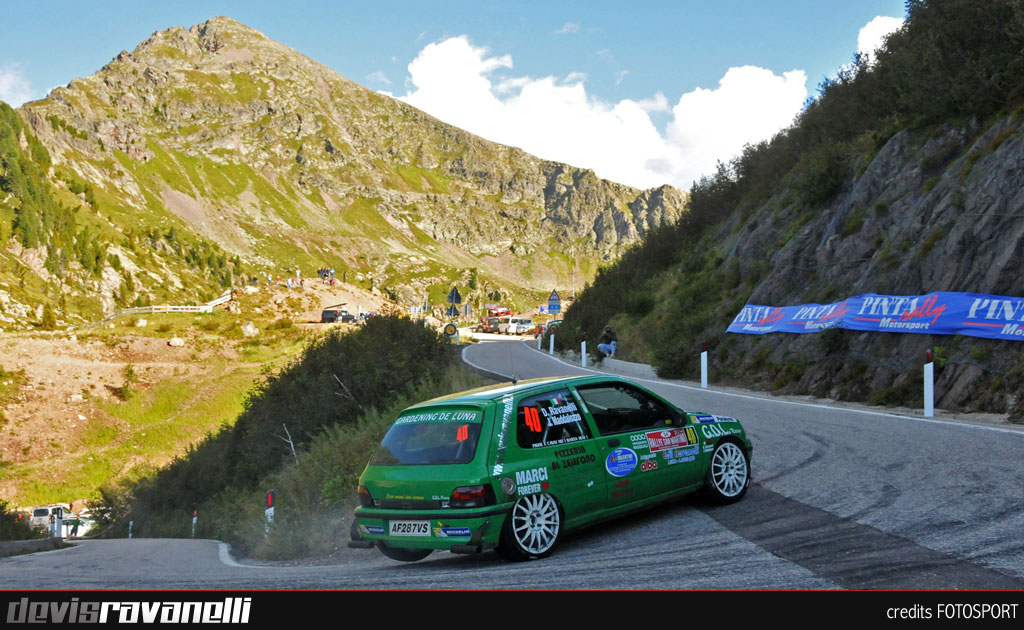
xmin=728 ymin=292 xmax=1024 ymax=341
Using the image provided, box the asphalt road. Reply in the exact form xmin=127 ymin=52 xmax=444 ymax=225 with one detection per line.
xmin=2 ymin=339 xmax=1022 ymax=590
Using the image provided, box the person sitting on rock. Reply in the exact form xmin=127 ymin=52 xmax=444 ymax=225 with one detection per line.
xmin=598 ymin=326 xmax=617 ymax=357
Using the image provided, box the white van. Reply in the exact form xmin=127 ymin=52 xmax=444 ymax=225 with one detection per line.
xmin=500 ymin=317 xmax=534 ymax=335
xmin=30 ymin=506 xmax=58 ymax=530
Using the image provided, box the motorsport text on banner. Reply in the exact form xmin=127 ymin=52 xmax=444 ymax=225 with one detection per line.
xmin=728 ymin=292 xmax=1024 ymax=340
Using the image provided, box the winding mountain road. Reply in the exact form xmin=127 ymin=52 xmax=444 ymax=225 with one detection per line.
xmin=2 ymin=339 xmax=1022 ymax=589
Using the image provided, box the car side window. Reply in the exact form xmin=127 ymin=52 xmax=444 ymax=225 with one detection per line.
xmin=517 ymin=388 xmax=591 ymax=449
xmin=574 ymin=383 xmax=677 ymax=436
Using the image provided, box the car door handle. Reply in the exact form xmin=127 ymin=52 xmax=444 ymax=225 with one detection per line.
xmin=607 ymin=439 xmax=620 ymax=447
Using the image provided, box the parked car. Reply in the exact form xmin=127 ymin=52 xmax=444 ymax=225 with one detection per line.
xmin=499 ymin=317 xmax=534 ymax=335
xmin=476 ymin=317 xmax=502 ymax=333
xmin=348 ymin=375 xmax=752 ymax=562
xmin=543 ymin=319 xmax=563 ymax=335
xmin=321 ymin=304 xmax=356 ymax=323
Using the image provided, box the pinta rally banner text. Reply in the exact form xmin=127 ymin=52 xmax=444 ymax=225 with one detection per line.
xmin=728 ymin=292 xmax=1024 ymax=340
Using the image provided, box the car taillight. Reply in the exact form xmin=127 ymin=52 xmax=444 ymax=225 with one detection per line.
xmin=357 ymin=485 xmax=374 ymax=507
xmin=450 ymin=485 xmax=495 ymax=508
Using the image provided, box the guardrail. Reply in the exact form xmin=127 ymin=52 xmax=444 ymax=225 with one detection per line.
xmin=80 ymin=289 xmax=233 ymax=330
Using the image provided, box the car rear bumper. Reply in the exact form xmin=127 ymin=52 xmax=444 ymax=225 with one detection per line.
xmin=350 ymin=505 xmax=510 ymax=552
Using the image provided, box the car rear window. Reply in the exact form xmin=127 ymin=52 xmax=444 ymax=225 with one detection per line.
xmin=372 ymin=408 xmax=484 ymax=465
xmin=33 ymin=508 xmax=49 ymax=517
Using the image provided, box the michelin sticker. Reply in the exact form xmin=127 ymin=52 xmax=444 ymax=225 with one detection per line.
xmin=605 ymin=447 xmax=638 ymax=477
xmin=433 ymin=525 xmax=471 ymax=538
xmin=360 ymin=525 xmax=385 ymax=536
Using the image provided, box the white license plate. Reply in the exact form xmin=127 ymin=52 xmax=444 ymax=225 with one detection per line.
xmin=389 ymin=520 xmax=430 ymax=536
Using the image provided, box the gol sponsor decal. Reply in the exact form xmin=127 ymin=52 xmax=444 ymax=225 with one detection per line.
xmin=700 ymin=423 xmax=740 ymax=439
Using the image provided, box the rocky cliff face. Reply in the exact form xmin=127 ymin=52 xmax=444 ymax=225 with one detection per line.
xmin=16 ymin=16 xmax=683 ymax=312
xmin=712 ymin=114 xmax=1024 ymax=415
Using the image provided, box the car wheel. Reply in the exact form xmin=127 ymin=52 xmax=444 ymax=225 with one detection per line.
xmin=702 ymin=440 xmax=750 ymax=505
xmin=377 ymin=542 xmax=433 ymax=562
xmin=497 ymin=493 xmax=561 ymax=561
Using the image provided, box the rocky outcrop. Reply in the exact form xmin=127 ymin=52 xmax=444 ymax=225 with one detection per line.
xmin=712 ymin=115 xmax=1024 ymax=415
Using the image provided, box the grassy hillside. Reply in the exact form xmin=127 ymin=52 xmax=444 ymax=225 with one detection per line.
xmin=93 ymin=315 xmax=488 ymax=558
xmin=1 ymin=101 xmax=249 ymax=330
xmin=557 ymin=0 xmax=1024 ymax=418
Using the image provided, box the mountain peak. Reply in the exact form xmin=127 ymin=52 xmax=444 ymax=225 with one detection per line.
xmin=14 ymin=17 xmax=684 ymax=319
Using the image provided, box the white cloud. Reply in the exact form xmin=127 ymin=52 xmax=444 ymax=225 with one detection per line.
xmin=554 ymin=22 xmax=580 ymax=35
xmin=615 ymin=70 xmax=629 ymax=86
xmin=666 ymin=66 xmax=807 ymax=188
xmin=367 ymin=71 xmax=391 ymax=85
xmin=0 ymin=62 xmax=34 ymax=107
xmin=397 ymin=36 xmax=807 ymax=190
xmin=858 ymin=16 xmax=904 ymax=60
xmin=634 ymin=92 xmax=670 ymax=113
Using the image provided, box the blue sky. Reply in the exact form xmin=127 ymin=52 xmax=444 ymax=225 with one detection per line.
xmin=1 ymin=1 xmax=907 ymax=189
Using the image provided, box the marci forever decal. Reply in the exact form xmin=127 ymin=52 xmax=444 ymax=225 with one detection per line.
xmin=516 ymin=466 xmax=549 ymax=495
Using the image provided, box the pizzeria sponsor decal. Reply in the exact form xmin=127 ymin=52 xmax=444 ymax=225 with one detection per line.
xmin=550 ymin=444 xmax=597 ymax=470
xmin=605 ymin=447 xmax=638 ymax=477
xmin=515 ymin=466 xmax=550 ymax=495
xmin=396 ymin=410 xmax=481 ymax=425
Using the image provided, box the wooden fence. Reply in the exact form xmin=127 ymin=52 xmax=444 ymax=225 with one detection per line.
xmin=81 ymin=289 xmax=233 ymax=330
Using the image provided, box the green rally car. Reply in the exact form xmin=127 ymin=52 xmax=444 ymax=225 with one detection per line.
xmin=348 ymin=375 xmax=752 ymax=562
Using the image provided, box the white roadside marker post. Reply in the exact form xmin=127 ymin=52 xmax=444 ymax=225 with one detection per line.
xmin=192 ymin=510 xmax=197 ymax=538
xmin=265 ymin=491 xmax=275 ymax=535
xmin=701 ymin=340 xmax=709 ymax=390
xmin=581 ymin=338 xmax=587 ymax=368
xmin=549 ymin=333 xmax=555 ymax=356
xmin=924 ymin=348 xmax=934 ymax=418
xmin=128 ymin=516 xmax=133 ymax=539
